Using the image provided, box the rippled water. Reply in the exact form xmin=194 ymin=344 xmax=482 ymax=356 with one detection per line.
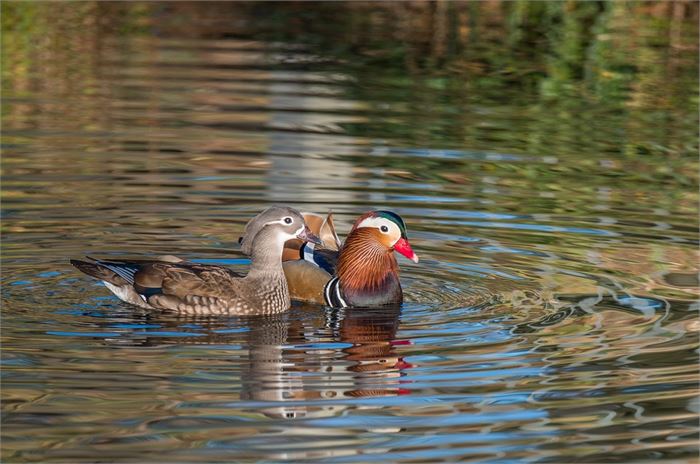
xmin=2 ymin=3 xmax=699 ymax=463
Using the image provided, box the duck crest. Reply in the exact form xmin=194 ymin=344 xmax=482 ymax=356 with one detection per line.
xmin=336 ymin=228 xmax=402 ymax=305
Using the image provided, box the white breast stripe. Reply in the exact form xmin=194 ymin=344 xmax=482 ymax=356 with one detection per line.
xmin=324 ymin=277 xmax=336 ymax=306
xmin=323 ymin=277 xmax=348 ymax=308
xmin=334 ymin=280 xmax=348 ymax=308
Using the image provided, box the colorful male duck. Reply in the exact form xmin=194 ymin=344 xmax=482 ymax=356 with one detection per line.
xmin=71 ymin=206 xmax=321 ymax=316
xmin=280 ymin=211 xmax=419 ymax=307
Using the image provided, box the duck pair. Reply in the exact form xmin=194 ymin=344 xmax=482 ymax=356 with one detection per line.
xmin=71 ymin=206 xmax=419 ymax=316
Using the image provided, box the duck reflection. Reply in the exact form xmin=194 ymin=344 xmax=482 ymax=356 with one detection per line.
xmin=237 ymin=312 xmax=305 ymax=418
xmin=238 ymin=305 xmax=411 ymax=419
xmin=335 ymin=306 xmax=412 ymax=397
xmin=119 ymin=304 xmax=412 ymax=420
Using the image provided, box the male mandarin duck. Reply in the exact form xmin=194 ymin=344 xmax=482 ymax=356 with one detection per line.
xmin=70 ymin=206 xmax=321 ymax=316
xmin=278 ymin=210 xmax=419 ymax=308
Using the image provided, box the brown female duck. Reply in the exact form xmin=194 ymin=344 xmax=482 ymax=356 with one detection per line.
xmin=281 ymin=211 xmax=419 ymax=308
xmin=70 ymin=206 xmax=321 ymax=316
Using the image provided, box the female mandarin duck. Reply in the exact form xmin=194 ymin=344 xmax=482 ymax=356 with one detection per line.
xmin=279 ymin=210 xmax=419 ymax=307
xmin=70 ymin=206 xmax=321 ymax=316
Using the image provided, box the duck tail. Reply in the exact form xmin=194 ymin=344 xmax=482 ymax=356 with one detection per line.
xmin=70 ymin=257 xmax=132 ymax=286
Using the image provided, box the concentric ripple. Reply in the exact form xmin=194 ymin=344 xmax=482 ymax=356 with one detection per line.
xmin=2 ymin=5 xmax=699 ymax=463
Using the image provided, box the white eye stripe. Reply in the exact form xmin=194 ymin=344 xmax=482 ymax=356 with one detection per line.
xmin=263 ymin=217 xmax=295 ymax=227
xmin=356 ymin=216 xmax=401 ymax=245
xmin=261 ymin=218 xmax=304 ymax=243
xmin=356 ymin=217 xmax=395 ymax=232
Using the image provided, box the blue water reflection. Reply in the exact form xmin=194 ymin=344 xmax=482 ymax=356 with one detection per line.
xmin=2 ymin=2 xmax=698 ymax=463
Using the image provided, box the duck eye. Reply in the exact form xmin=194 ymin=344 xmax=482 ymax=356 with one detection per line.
xmin=380 ymin=225 xmax=389 ymax=233
xmin=283 ymin=217 xmax=293 ymax=225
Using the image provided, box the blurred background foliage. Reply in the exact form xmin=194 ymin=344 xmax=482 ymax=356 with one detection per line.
xmin=3 ymin=5 xmax=699 ymax=461
xmin=3 ymin=1 xmax=697 ymax=171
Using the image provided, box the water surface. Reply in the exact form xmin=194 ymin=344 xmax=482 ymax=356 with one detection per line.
xmin=2 ymin=3 xmax=699 ymax=462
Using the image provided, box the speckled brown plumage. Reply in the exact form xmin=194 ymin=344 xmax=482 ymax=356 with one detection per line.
xmin=71 ymin=206 xmax=320 ymax=316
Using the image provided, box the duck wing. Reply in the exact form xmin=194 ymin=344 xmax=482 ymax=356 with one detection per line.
xmin=282 ymin=260 xmax=331 ymax=305
xmin=71 ymin=257 xmax=243 ymax=312
xmin=280 ymin=211 xmax=342 ymax=304
xmin=314 ymin=211 xmax=341 ymax=251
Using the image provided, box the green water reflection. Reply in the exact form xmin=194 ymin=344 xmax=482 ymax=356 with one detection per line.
xmin=2 ymin=2 xmax=698 ymax=463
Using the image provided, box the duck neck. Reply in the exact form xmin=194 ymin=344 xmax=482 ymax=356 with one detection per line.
xmin=337 ymin=228 xmax=399 ymax=299
xmin=247 ymin=228 xmax=285 ymax=276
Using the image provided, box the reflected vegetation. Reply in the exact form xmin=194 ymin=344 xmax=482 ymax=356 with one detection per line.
xmin=2 ymin=1 xmax=699 ymax=463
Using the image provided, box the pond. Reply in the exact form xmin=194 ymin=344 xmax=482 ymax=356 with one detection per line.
xmin=2 ymin=2 xmax=698 ymax=462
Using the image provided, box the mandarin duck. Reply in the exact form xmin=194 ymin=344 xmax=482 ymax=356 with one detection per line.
xmin=278 ymin=210 xmax=419 ymax=308
xmin=70 ymin=206 xmax=321 ymax=316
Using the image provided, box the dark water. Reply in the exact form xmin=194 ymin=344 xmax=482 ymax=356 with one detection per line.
xmin=2 ymin=3 xmax=699 ymax=462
